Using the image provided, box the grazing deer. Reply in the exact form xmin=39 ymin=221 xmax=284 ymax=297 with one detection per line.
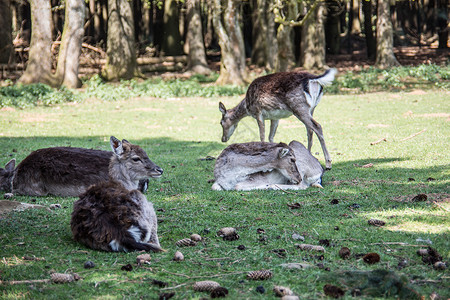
xmin=0 ymin=148 xmax=150 ymax=197
xmin=212 ymin=142 xmax=301 ymax=191
xmin=71 ymin=136 xmax=164 ymax=252
xmin=234 ymin=140 xmax=324 ymax=191
xmin=219 ymin=69 xmax=337 ymax=169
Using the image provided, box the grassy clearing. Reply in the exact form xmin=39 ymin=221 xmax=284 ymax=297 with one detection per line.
xmin=0 ymin=89 xmax=449 ymax=299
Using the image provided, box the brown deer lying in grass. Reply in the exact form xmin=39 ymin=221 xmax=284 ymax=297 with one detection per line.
xmin=71 ymin=136 xmax=164 ymax=252
xmin=212 ymin=142 xmax=301 ymax=191
xmin=219 ymin=69 xmax=337 ymax=169
xmin=234 ymin=140 xmax=324 ymax=191
xmin=0 ymin=147 xmax=150 ymax=197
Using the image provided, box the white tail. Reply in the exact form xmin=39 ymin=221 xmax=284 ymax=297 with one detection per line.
xmin=219 ymin=69 xmax=337 ymax=169
xmin=71 ymin=136 xmax=164 ymax=252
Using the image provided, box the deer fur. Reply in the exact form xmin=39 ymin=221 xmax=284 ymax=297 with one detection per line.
xmin=219 ymin=69 xmax=337 ymax=169
xmin=234 ymin=140 xmax=324 ymax=191
xmin=211 ymin=142 xmax=301 ymax=191
xmin=0 ymin=147 xmax=150 ymax=197
xmin=71 ymin=136 xmax=164 ymax=252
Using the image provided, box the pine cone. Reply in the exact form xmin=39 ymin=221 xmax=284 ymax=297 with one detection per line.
xmin=51 ymin=273 xmax=79 ymax=283
xmin=338 ymin=247 xmax=351 ymax=259
xmin=193 ymin=280 xmax=221 ymax=292
xmin=273 ymin=285 xmax=294 ymax=296
xmin=296 ymin=244 xmax=325 ymax=252
xmin=368 ymin=219 xmax=386 ymax=227
xmin=247 ymin=270 xmax=273 ymax=280
xmin=363 ymin=252 xmax=380 ymax=264
xmin=175 ymin=238 xmax=197 ymax=247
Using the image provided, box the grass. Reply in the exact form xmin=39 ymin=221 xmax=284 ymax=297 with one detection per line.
xmin=0 ymin=88 xmax=449 ymax=299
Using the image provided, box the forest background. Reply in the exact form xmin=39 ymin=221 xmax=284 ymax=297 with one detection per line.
xmin=0 ymin=0 xmax=448 ymax=91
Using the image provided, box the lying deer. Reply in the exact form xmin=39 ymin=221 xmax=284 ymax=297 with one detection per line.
xmin=0 ymin=147 xmax=150 ymax=197
xmin=212 ymin=142 xmax=301 ymax=191
xmin=71 ymin=136 xmax=164 ymax=252
xmin=235 ymin=140 xmax=324 ymax=191
xmin=219 ymin=69 xmax=337 ymax=169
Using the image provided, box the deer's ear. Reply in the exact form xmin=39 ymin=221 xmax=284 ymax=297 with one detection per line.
xmin=5 ymin=159 xmax=15 ymax=172
xmin=110 ymin=136 xmax=124 ymax=156
xmin=219 ymin=102 xmax=227 ymax=115
xmin=278 ymin=148 xmax=290 ymax=158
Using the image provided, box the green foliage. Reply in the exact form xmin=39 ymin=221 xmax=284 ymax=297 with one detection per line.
xmin=0 ymin=83 xmax=78 ymax=108
xmin=331 ymin=64 xmax=450 ymax=93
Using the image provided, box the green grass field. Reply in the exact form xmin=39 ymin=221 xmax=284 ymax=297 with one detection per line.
xmin=0 ymin=88 xmax=449 ymax=299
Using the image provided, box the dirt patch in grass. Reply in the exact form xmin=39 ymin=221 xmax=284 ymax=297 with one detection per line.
xmin=391 ymin=193 xmax=450 ymax=203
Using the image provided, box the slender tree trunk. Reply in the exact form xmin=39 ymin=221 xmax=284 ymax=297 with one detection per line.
xmin=362 ymin=0 xmax=376 ymax=59
xmin=18 ymin=0 xmax=55 ymax=85
xmin=102 ymin=0 xmax=139 ymax=80
xmin=300 ymin=3 xmax=326 ymax=69
xmin=276 ymin=0 xmax=297 ymax=72
xmin=375 ymin=0 xmax=400 ymax=68
xmin=54 ymin=0 xmax=85 ymax=88
xmin=351 ymin=0 xmax=361 ymax=34
xmin=186 ymin=0 xmax=210 ymax=74
xmin=437 ymin=0 xmax=448 ymax=49
xmin=162 ymin=0 xmax=184 ymax=55
xmin=325 ymin=1 xmax=342 ymax=55
xmin=251 ymin=0 xmax=277 ymax=71
xmin=212 ymin=0 xmax=247 ymax=85
xmin=0 ymin=0 xmax=14 ymax=64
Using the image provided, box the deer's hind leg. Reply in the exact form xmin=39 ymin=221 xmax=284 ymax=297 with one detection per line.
xmin=293 ymin=111 xmax=332 ymax=170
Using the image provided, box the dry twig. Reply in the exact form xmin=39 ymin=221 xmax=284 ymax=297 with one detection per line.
xmin=370 ymin=137 xmax=387 ymax=145
xmin=399 ymin=129 xmax=426 ymax=141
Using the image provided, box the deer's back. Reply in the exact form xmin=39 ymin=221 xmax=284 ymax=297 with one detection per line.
xmin=245 ymin=72 xmax=320 ymax=111
xmin=13 ymin=147 xmax=111 ymax=197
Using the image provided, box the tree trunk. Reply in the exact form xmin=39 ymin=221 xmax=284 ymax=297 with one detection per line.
xmin=437 ymin=0 xmax=448 ymax=49
xmin=362 ymin=0 xmax=376 ymax=60
xmin=212 ymin=0 xmax=247 ymax=85
xmin=18 ymin=0 xmax=55 ymax=85
xmin=375 ymin=0 xmax=400 ymax=68
xmin=275 ymin=0 xmax=297 ymax=71
xmin=325 ymin=1 xmax=341 ymax=55
xmin=0 ymin=0 xmax=14 ymax=64
xmin=54 ymin=0 xmax=85 ymax=88
xmin=185 ymin=0 xmax=210 ymax=74
xmin=102 ymin=0 xmax=139 ymax=81
xmin=162 ymin=0 xmax=184 ymax=55
xmin=351 ymin=0 xmax=361 ymax=34
xmin=299 ymin=3 xmax=326 ymax=70
xmin=251 ymin=0 xmax=277 ymax=71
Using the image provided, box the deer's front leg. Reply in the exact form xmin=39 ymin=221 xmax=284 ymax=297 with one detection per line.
xmin=255 ymin=114 xmax=266 ymax=142
xmin=269 ymin=120 xmax=279 ymax=143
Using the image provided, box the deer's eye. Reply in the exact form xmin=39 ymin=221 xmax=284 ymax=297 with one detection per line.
xmin=132 ymin=157 xmax=141 ymax=162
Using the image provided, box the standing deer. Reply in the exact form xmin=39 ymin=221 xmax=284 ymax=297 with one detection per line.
xmin=0 ymin=147 xmax=150 ymax=197
xmin=212 ymin=142 xmax=301 ymax=191
xmin=234 ymin=140 xmax=324 ymax=191
xmin=219 ymin=69 xmax=337 ymax=169
xmin=71 ymin=136 xmax=164 ymax=252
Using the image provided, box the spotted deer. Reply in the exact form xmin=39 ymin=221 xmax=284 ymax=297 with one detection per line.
xmin=71 ymin=136 xmax=164 ymax=252
xmin=0 ymin=147 xmax=150 ymax=197
xmin=234 ymin=140 xmax=324 ymax=191
xmin=211 ymin=142 xmax=301 ymax=191
xmin=219 ymin=69 xmax=337 ymax=169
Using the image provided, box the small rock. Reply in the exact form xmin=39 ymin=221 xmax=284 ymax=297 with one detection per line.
xmin=173 ymin=251 xmax=184 ymax=261
xmin=363 ymin=252 xmax=380 ymax=264
xmin=291 ymin=233 xmax=305 ymax=241
xmin=190 ymin=234 xmax=202 ymax=242
xmin=4 ymin=193 xmax=14 ymax=199
xmin=83 ymin=261 xmax=95 ymax=269
xmin=256 ymin=285 xmax=265 ymax=294
xmin=433 ymin=261 xmax=446 ymax=270
xmin=339 ymin=247 xmax=351 ymax=259
xmin=49 ymin=203 xmax=62 ymax=210
xmin=273 ymin=285 xmax=294 ymax=297
xmin=136 ymin=254 xmax=151 ymax=265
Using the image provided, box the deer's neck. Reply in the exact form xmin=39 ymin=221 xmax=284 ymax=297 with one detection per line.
xmin=109 ymin=159 xmax=139 ymax=191
xmin=229 ymin=99 xmax=249 ymax=123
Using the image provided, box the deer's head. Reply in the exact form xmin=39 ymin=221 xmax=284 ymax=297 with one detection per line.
xmin=219 ymin=102 xmax=238 ymax=143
